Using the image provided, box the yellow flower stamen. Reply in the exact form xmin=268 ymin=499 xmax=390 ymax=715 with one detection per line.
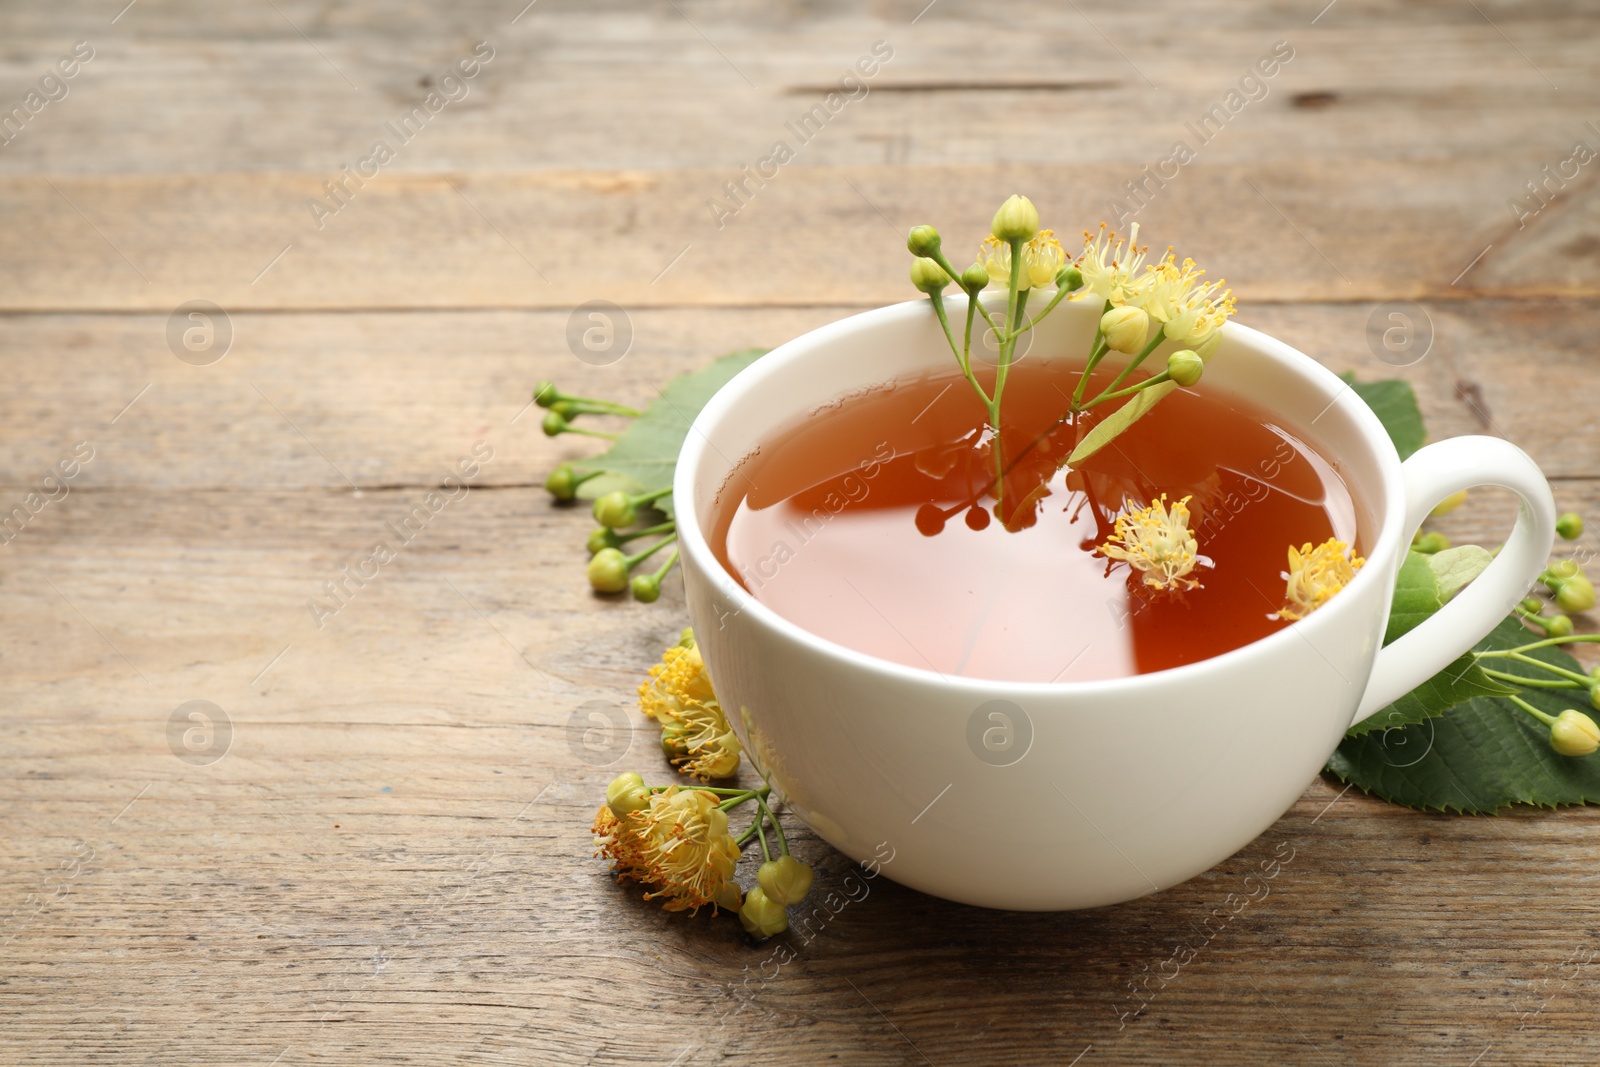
xmin=1281 ymin=539 xmax=1365 ymax=620
xmin=593 ymin=785 xmax=741 ymax=914
xmin=639 ymin=633 xmax=742 ymax=780
xmin=1023 ymin=229 xmax=1066 ymax=288
xmin=1098 ymin=494 xmax=1202 ymax=591
xmin=1078 ymin=222 xmax=1153 ymax=308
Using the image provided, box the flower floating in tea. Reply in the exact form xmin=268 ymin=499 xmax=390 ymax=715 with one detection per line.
xmin=1097 ymin=494 xmax=1203 ymax=592
xmin=1280 ymin=538 xmax=1366 ymax=620
xmin=639 ymin=629 xmax=742 ymax=780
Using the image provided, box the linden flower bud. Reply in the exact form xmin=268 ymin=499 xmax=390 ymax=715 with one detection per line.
xmin=533 ymin=380 xmax=558 ymax=408
xmin=587 ymin=547 xmax=630 ymax=593
xmin=541 ymin=411 xmax=569 ymax=437
xmin=1167 ymin=350 xmax=1204 ymax=388
xmin=592 ymin=490 xmax=637 ymax=529
xmin=960 ymin=262 xmax=990 ymax=293
xmin=1056 ymin=264 xmax=1084 ymax=292
xmin=631 ymin=573 xmax=662 ymax=603
xmin=991 ymin=194 xmax=1040 ymax=242
xmin=545 ymin=464 xmax=580 ymax=501
xmin=1546 ymin=614 xmax=1575 ymax=638
xmin=757 ymin=855 xmax=815 ymax=906
xmin=909 ymin=256 xmax=951 ymax=295
xmin=739 ymin=886 xmax=789 ymax=939
xmin=1590 ymin=682 xmax=1600 ymax=712
xmin=1550 ymin=709 xmax=1600 ymax=757
xmin=1413 ymin=531 xmax=1451 ymax=554
xmin=606 ymin=772 xmax=651 ymax=817
xmin=1431 ymin=490 xmax=1469 ymax=517
xmin=1547 ymin=559 xmax=1581 ymax=581
xmin=1521 ymin=597 xmax=1544 ymax=614
xmin=587 ymin=527 xmax=621 ymax=555
xmin=1101 ymin=305 xmax=1151 ymax=355
xmin=1557 ymin=512 xmax=1584 ymax=540
xmin=906 ymin=224 xmax=942 ymax=258
xmin=1555 ymin=575 xmax=1597 ymax=614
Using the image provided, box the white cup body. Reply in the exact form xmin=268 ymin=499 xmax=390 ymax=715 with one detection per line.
xmin=675 ymin=296 xmax=1429 ymax=910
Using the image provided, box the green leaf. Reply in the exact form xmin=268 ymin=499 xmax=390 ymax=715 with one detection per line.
xmin=1428 ymin=545 xmax=1494 ymax=602
xmin=1067 ymin=381 xmax=1177 ymax=465
xmin=1340 ymin=373 xmax=1425 ymax=459
xmin=1328 ymin=618 xmax=1600 ymax=812
xmin=575 ymin=348 xmax=767 ymax=518
xmin=1345 ymin=552 xmax=1512 ymax=737
xmin=1385 ymin=549 xmax=1444 ymax=643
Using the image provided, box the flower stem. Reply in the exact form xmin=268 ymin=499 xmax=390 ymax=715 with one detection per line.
xmin=623 ymin=535 xmax=677 ymax=570
xmin=1018 ymin=283 xmax=1076 ymax=333
xmin=1477 ymin=650 xmax=1596 ymax=685
xmin=932 ymin=293 xmax=990 ymax=407
xmin=1080 ymin=370 xmax=1174 ymax=409
xmin=1508 ymin=693 xmax=1560 ymax=727
xmin=614 ymin=520 xmax=677 ymax=546
xmin=1093 ymin=327 xmax=1169 ymax=400
xmin=754 ymin=807 xmax=772 ymax=862
xmin=630 ymin=486 xmax=674 ymax=508
xmin=715 ymin=784 xmax=772 ymax=811
xmin=1482 ymin=667 xmax=1584 ymax=690
xmin=1480 ymin=634 xmax=1600 ymax=656
xmin=761 ymin=795 xmax=790 ymax=857
xmin=646 ymin=546 xmax=680 ymax=584
xmin=1071 ymin=301 xmax=1114 ymax=410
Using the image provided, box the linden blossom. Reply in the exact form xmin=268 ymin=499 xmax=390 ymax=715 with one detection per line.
xmin=305 ymin=42 xmax=495 ymax=230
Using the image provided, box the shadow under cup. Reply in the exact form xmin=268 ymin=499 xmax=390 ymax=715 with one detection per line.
xmin=675 ymin=296 xmax=1401 ymax=911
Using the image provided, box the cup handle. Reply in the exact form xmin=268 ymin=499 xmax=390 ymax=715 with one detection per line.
xmin=1351 ymin=436 xmax=1556 ymax=725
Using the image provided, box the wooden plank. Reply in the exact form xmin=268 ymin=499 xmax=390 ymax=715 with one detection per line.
xmin=0 ymin=2 xmax=1595 ymax=175
xmin=3 ymin=162 xmax=1600 ymax=312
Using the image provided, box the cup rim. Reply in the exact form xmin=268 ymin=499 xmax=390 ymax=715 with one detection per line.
xmin=675 ymin=297 xmax=1407 ymax=699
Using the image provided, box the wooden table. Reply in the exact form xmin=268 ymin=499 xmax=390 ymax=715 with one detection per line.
xmin=4 ymin=2 xmax=1598 ymax=1063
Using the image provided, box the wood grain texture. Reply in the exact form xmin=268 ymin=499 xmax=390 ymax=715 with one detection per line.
xmin=4 ymin=162 xmax=1600 ymax=313
xmin=4 ymin=2 xmax=1600 ymax=1065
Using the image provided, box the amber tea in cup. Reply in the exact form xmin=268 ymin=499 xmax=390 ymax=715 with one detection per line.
xmin=711 ymin=360 xmax=1359 ymax=683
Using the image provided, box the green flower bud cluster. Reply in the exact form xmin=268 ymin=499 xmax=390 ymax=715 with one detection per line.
xmin=1478 ymin=540 xmax=1600 ymax=756
xmin=533 ymin=375 xmax=681 ymax=600
xmin=736 ymin=812 xmax=816 ymax=941
xmin=535 ymin=381 xmax=641 ymax=441
xmin=581 ymin=489 xmax=680 ymax=600
xmin=1542 ymin=557 xmax=1596 ymax=615
xmin=901 ymin=194 xmax=1097 ymax=517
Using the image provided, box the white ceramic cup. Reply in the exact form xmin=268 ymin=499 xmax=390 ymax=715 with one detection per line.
xmin=674 ymin=295 xmax=1555 ymax=911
